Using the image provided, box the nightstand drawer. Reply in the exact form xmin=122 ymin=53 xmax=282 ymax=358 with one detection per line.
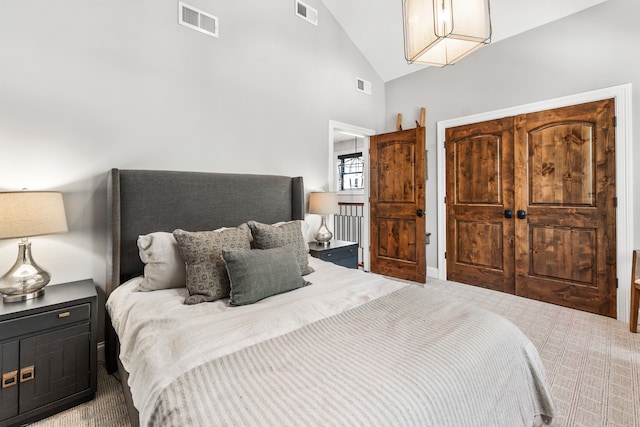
xmin=317 ymin=246 xmax=357 ymax=262
xmin=0 ymin=303 xmax=90 ymax=341
xmin=309 ymin=240 xmax=359 ymax=269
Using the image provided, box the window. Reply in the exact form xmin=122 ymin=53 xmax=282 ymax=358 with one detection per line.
xmin=338 ymin=152 xmax=364 ymax=191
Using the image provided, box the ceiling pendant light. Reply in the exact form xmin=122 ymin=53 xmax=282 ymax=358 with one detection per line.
xmin=403 ymin=0 xmax=492 ymax=67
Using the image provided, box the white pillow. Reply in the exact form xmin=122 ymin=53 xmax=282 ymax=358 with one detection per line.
xmin=136 ymin=232 xmax=186 ymax=291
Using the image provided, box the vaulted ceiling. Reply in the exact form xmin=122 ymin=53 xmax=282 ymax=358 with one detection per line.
xmin=320 ymin=0 xmax=608 ymax=82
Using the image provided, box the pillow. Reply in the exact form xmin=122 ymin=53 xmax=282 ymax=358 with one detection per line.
xmin=247 ymin=220 xmax=314 ymax=275
xmin=243 ymin=221 xmax=309 ymax=249
xmin=272 ymin=220 xmax=310 ymax=248
xmin=136 ymin=232 xmax=186 ymax=291
xmin=222 ymin=246 xmax=311 ymax=306
xmin=173 ymin=225 xmax=251 ymax=305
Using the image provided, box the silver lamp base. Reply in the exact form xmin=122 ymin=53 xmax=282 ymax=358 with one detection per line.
xmin=314 ymin=215 xmax=333 ymax=247
xmin=0 ymin=240 xmax=50 ymax=303
xmin=3 ymin=288 xmax=45 ymax=302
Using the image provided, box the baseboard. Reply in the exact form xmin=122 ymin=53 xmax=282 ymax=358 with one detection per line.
xmin=427 ymin=266 xmax=439 ymax=279
xmin=98 ymin=341 xmax=105 ymax=364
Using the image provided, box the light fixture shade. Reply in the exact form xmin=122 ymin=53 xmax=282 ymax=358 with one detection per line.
xmin=403 ymin=0 xmax=492 ymax=67
xmin=309 ymin=192 xmax=339 ymax=246
xmin=0 ymin=191 xmax=68 ymax=302
xmin=308 ymin=192 xmax=339 ymax=215
xmin=0 ymin=191 xmax=68 ymax=239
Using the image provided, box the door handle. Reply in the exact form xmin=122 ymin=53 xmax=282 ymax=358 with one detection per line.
xmin=416 ymin=208 xmax=424 ymax=217
xmin=517 ymin=210 xmax=527 ymax=219
xmin=504 ymin=209 xmax=513 ymax=219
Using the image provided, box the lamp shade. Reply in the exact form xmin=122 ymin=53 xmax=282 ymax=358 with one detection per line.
xmin=0 ymin=191 xmax=68 ymax=239
xmin=309 ymin=192 xmax=339 ymax=215
xmin=0 ymin=191 xmax=68 ymax=302
xmin=403 ymin=0 xmax=491 ymax=67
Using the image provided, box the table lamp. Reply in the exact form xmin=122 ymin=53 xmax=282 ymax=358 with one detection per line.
xmin=308 ymin=192 xmax=339 ymax=246
xmin=0 ymin=191 xmax=68 ymax=302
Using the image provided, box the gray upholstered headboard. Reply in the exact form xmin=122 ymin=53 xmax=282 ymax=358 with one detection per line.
xmin=106 ymin=168 xmax=305 ymax=296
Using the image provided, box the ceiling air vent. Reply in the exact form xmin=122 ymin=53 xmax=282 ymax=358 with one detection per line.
xmin=179 ymin=2 xmax=219 ymax=38
xmin=356 ymin=77 xmax=372 ymax=95
xmin=295 ymin=0 xmax=318 ymax=26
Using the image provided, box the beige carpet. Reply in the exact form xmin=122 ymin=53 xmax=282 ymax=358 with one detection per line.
xmin=28 ymin=362 xmax=130 ymax=427
xmin=423 ymin=278 xmax=640 ymax=427
xmin=31 ymin=278 xmax=640 ymax=427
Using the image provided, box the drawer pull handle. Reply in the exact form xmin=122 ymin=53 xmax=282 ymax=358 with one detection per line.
xmin=58 ymin=311 xmax=71 ymax=318
xmin=20 ymin=366 xmax=34 ymax=383
xmin=2 ymin=371 xmax=17 ymax=388
xmin=326 ymin=253 xmax=332 ymax=257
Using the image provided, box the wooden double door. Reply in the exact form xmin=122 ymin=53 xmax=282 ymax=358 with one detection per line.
xmin=446 ymin=99 xmax=617 ymax=317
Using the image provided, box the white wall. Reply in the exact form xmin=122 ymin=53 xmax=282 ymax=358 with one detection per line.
xmin=0 ymin=0 xmax=385 ymax=333
xmin=385 ymin=0 xmax=639 ymax=271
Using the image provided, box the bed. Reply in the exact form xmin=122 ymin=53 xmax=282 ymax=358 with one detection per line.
xmin=105 ymin=168 xmax=556 ymax=427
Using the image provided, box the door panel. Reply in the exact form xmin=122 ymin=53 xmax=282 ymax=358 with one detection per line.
xmin=529 ymin=226 xmax=595 ymax=284
xmin=455 ymin=135 xmax=502 ymax=204
xmin=19 ymin=323 xmax=91 ymax=413
xmin=377 ymin=142 xmax=416 ymax=203
xmin=446 ymin=117 xmax=515 ymax=294
xmin=529 ymin=123 xmax=595 ymax=206
xmin=378 ymin=218 xmax=417 ymax=262
xmin=0 ymin=341 xmax=19 ymax=421
xmin=455 ymin=220 xmax=504 ymax=270
xmin=370 ymin=128 xmax=426 ymax=283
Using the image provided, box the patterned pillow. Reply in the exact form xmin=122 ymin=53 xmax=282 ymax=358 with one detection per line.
xmin=222 ymin=246 xmax=311 ymax=306
xmin=247 ymin=220 xmax=314 ymax=275
xmin=173 ymin=225 xmax=251 ymax=305
xmin=136 ymin=232 xmax=186 ymax=291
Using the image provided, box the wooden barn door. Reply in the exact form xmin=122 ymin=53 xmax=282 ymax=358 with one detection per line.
xmin=446 ymin=99 xmax=617 ymax=317
xmin=370 ymin=127 xmax=426 ymax=283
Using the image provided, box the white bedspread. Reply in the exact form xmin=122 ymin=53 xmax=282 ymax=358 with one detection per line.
xmin=106 ymin=257 xmax=407 ymax=423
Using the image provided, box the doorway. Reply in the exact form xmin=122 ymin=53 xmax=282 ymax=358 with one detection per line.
xmin=436 ymin=84 xmax=633 ymax=321
xmin=328 ymin=120 xmax=374 ymax=271
xmin=445 ymin=99 xmax=616 ymax=317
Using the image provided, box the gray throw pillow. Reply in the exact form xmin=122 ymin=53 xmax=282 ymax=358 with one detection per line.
xmin=247 ymin=220 xmax=314 ymax=275
xmin=173 ymin=225 xmax=251 ymax=305
xmin=222 ymin=246 xmax=311 ymax=306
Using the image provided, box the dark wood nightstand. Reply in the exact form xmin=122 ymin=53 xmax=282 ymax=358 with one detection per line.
xmin=0 ymin=279 xmax=97 ymax=426
xmin=308 ymin=240 xmax=359 ymax=269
